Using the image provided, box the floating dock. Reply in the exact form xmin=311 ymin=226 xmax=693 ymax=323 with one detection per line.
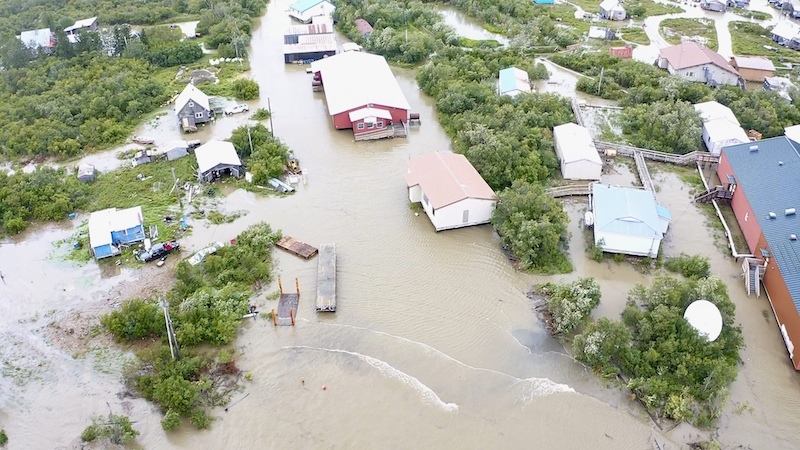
xmin=316 ymin=244 xmax=337 ymax=312
xmin=275 ymin=236 xmax=318 ymax=259
xmin=273 ymin=277 xmax=300 ymax=326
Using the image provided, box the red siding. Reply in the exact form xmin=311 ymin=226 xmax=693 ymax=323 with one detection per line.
xmin=717 ymin=152 xmax=761 ymax=252
xmin=351 ymin=117 xmax=389 ymax=134
xmin=331 ymin=104 xmax=408 ymax=130
xmin=758 ymin=233 xmax=800 ymax=370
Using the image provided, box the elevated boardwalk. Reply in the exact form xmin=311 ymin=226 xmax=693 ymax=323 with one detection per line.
xmin=547 ymin=184 xmax=592 ymax=198
xmin=633 ymin=150 xmax=656 ymax=199
xmin=594 ymin=141 xmax=720 ymax=165
xmin=276 ymin=236 xmax=318 ymax=259
xmin=354 ymin=122 xmax=408 ymax=141
xmin=316 ymin=243 xmax=337 ymax=312
xmin=273 ymin=277 xmax=300 ymax=326
xmin=571 ymin=98 xmax=585 ymax=127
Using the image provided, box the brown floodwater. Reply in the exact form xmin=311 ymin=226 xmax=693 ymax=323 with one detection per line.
xmin=2 ymin=1 xmax=800 ymax=449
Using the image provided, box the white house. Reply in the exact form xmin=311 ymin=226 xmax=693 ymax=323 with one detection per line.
xmin=288 ymin=0 xmax=335 ymax=23
xmin=657 ymin=42 xmax=740 ymax=86
xmin=17 ymin=28 xmax=54 ymax=50
xmin=404 ymin=151 xmax=497 ymax=232
xmin=591 ymin=184 xmax=669 ymax=258
xmin=194 ymin=141 xmax=244 ymax=183
xmin=694 ymin=101 xmax=749 ymax=155
xmin=553 ymin=123 xmax=602 ymax=180
xmin=599 ymin=0 xmax=627 ymax=20
xmin=498 ymin=67 xmax=532 ymax=97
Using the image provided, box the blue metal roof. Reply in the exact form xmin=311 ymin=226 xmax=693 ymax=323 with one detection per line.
xmin=723 ymin=137 xmax=800 ymax=314
xmin=656 ymin=205 xmax=672 ymax=220
xmin=592 ymin=184 xmax=662 ymax=237
xmin=498 ymin=67 xmax=528 ymax=95
xmin=289 ymin=0 xmax=328 ymax=13
xmin=534 ymin=0 xmax=555 ymax=3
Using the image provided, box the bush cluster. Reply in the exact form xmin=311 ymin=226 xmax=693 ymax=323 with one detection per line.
xmin=537 ymin=278 xmax=601 ymax=334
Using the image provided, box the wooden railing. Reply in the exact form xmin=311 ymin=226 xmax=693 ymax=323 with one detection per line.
xmin=594 ymin=141 xmax=720 ymax=165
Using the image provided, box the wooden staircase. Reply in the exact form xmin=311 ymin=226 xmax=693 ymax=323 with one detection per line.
xmin=694 ymin=185 xmax=733 ymax=203
xmin=742 ymin=258 xmax=766 ymax=297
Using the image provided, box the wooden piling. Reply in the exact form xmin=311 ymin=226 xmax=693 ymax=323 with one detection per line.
xmin=278 ymin=277 xmax=284 ymax=294
xmin=290 ymin=308 xmax=295 ymax=326
xmin=272 ymin=309 xmax=277 ymax=326
xmin=295 ymin=277 xmax=300 ymax=294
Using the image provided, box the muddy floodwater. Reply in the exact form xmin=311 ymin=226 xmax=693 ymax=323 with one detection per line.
xmin=2 ymin=1 xmax=800 ymax=448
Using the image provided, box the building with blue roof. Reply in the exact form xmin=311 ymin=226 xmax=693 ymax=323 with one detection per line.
xmin=719 ymin=136 xmax=800 ymax=370
xmin=534 ymin=0 xmax=555 ymax=4
xmin=288 ymin=0 xmax=335 ymax=24
xmin=591 ymin=184 xmax=669 ymax=258
xmin=498 ymin=67 xmax=532 ymax=98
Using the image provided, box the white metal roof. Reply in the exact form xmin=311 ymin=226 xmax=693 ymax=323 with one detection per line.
xmin=786 ymin=124 xmax=800 ymax=143
xmin=194 ymin=140 xmax=242 ymax=174
xmin=88 ymin=206 xmax=143 ymax=249
xmin=600 ymin=0 xmax=625 ymax=11
xmin=64 ymin=17 xmax=97 ymax=33
xmin=310 ymin=52 xmax=411 ymax=115
xmin=283 ymin=33 xmax=338 ymax=55
xmin=553 ymin=123 xmax=602 ymax=165
xmin=342 ymin=42 xmax=363 ymax=52
xmin=771 ymin=21 xmax=800 ymax=40
xmin=348 ymin=107 xmax=392 ymax=122
xmin=18 ymin=28 xmax=52 ymax=48
xmin=733 ymin=56 xmax=776 ymax=71
xmin=694 ymin=101 xmax=739 ymax=125
xmin=174 ymin=83 xmax=210 ymax=113
xmin=704 ymin=119 xmax=749 ymax=144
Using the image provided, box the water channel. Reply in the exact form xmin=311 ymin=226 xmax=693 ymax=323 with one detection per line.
xmin=1 ymin=1 xmax=800 ymax=449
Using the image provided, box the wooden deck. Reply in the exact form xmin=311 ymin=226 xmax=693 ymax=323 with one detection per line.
xmin=274 ymin=277 xmax=300 ymax=326
xmin=316 ymin=243 xmax=337 ymax=312
xmin=275 ymin=236 xmax=318 ymax=259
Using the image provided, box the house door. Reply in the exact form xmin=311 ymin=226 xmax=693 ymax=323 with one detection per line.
xmin=462 ymin=209 xmax=469 ymax=223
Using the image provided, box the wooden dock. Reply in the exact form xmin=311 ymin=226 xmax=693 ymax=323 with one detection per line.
xmin=273 ymin=277 xmax=300 ymax=326
xmin=275 ymin=236 xmax=318 ymax=259
xmin=316 ymin=244 xmax=337 ymax=312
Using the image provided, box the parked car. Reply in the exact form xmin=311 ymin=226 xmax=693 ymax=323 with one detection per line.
xmin=132 ymin=135 xmax=155 ymax=145
xmin=136 ymin=241 xmax=180 ymax=263
xmin=224 ymin=104 xmax=249 ymax=115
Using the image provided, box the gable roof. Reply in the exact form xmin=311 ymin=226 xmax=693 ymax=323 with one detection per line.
xmin=404 ymin=151 xmax=496 ymax=209
xmin=194 ymin=140 xmax=242 ymax=174
xmin=592 ymin=184 xmax=662 ymax=238
xmin=694 ymin=101 xmax=740 ymax=125
xmin=348 ymin=107 xmax=392 ymax=122
xmin=498 ymin=67 xmax=531 ymax=95
xmin=600 ymin=0 xmax=625 ymax=11
xmin=732 ymin=55 xmax=776 ymax=72
xmin=289 ymin=0 xmax=333 ymax=13
xmin=553 ymin=123 xmax=603 ymax=165
xmin=722 ymin=137 xmax=800 ymax=314
xmin=704 ymin=119 xmax=749 ymax=145
xmin=64 ymin=17 xmax=98 ymax=33
xmin=18 ymin=28 xmax=53 ymax=48
xmin=310 ymin=52 xmax=410 ymax=115
xmin=659 ymin=42 xmax=739 ymax=75
xmin=174 ymin=83 xmax=210 ymax=113
xmin=771 ymin=21 xmax=800 ymax=40
xmin=88 ymin=206 xmax=143 ymax=248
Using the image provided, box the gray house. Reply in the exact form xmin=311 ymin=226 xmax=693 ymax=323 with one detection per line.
xmin=701 ymin=0 xmax=727 ymax=12
xmin=174 ymin=83 xmax=213 ymax=133
xmin=194 ymin=141 xmax=244 ymax=183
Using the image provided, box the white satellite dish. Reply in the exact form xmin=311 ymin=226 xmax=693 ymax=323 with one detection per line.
xmin=684 ymin=300 xmax=723 ymax=342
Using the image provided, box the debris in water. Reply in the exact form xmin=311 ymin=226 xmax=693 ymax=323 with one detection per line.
xmin=322 ymin=385 xmax=327 ymax=390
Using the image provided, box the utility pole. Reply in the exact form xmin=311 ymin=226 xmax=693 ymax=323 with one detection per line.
xmin=268 ymin=98 xmax=274 ymax=134
xmin=171 ymin=167 xmax=182 ymax=208
xmin=597 ymin=67 xmax=604 ymax=95
xmin=160 ymin=297 xmax=180 ymax=360
xmin=246 ymin=124 xmax=254 ymax=156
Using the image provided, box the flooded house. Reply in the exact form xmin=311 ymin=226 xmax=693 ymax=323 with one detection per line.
xmin=718 ymin=137 xmax=800 ymax=370
xmin=497 ymin=67 xmax=532 ymax=97
xmin=694 ymin=101 xmax=750 ymax=154
xmin=657 ymin=42 xmax=741 ymax=87
xmin=610 ymin=44 xmax=633 ymax=58
xmin=553 ymin=123 xmax=602 ymax=180
xmin=730 ymin=56 xmax=776 ymax=82
xmin=590 ymin=184 xmax=670 ymax=258
xmin=310 ymin=51 xmax=411 ymax=141
xmin=700 ymin=0 xmax=727 ymax=12
xmin=771 ymin=21 xmax=800 ymax=50
xmin=194 ymin=140 xmax=244 ymax=183
xmin=156 ymin=140 xmax=190 ymax=161
xmin=174 ymin=83 xmax=213 ymax=133
xmin=404 ymin=151 xmax=497 ymax=231
xmin=283 ymin=15 xmax=337 ymax=63
xmin=599 ymin=0 xmax=626 ymax=20
xmin=88 ymin=206 xmax=145 ymax=259
xmin=588 ymin=26 xmax=615 ymax=40
xmin=287 ymin=0 xmax=335 ymax=24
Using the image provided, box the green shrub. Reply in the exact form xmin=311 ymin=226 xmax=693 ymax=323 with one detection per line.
xmin=664 ymin=253 xmax=711 ymax=279
xmin=232 ymin=79 xmax=260 ymax=100
xmin=80 ymin=415 xmax=138 ymax=445
xmin=537 ymin=278 xmax=601 ymax=334
xmin=190 ymin=409 xmax=212 ymax=429
xmin=101 ymin=298 xmax=164 ymax=342
xmin=251 ymin=108 xmax=271 ymax=121
xmin=588 ymin=240 xmax=604 ymax=262
xmin=0 ymin=429 xmax=8 ymax=446
xmin=161 ymin=410 xmax=182 ymax=431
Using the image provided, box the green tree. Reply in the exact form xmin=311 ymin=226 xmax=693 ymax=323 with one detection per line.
xmin=620 ymin=100 xmax=702 ymax=154
xmin=232 ymin=78 xmax=259 ymax=100
xmin=537 ymin=278 xmax=602 ymax=334
xmin=491 ymin=181 xmax=572 ymax=273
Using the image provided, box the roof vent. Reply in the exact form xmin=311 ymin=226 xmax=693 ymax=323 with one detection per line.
xmin=791 ymin=234 xmax=798 ymax=241
xmin=779 ymin=161 xmax=784 ymax=166
xmin=749 ymin=145 xmax=759 ymax=152
xmin=786 ymin=208 xmax=797 ymax=216
xmin=769 ymin=212 xmax=777 ymax=219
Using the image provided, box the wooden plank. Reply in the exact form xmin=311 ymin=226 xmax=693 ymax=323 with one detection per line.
xmin=276 ymin=293 xmax=299 ymax=326
xmin=316 ymin=243 xmax=336 ymax=312
xmin=276 ymin=235 xmax=318 ymax=259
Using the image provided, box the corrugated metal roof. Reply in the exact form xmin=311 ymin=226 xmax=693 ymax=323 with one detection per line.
xmin=592 ymin=184 xmax=663 ymax=238
xmin=88 ymin=206 xmax=143 ymax=249
xmin=723 ymin=137 xmax=800 ymax=314
xmin=194 ymin=140 xmax=242 ymax=174
xmin=348 ymin=107 xmax=392 ymax=122
xmin=553 ymin=123 xmax=602 ymax=165
xmin=289 ymin=0 xmax=332 ymax=13
xmin=659 ymin=42 xmax=739 ymax=75
xmin=310 ymin=52 xmax=410 ymax=115
xmin=404 ymin=151 xmax=496 ymax=209
xmin=498 ymin=67 xmax=531 ymax=96
xmin=694 ymin=101 xmax=740 ymax=125
xmin=283 ymin=33 xmax=338 ymax=54
xmin=656 ymin=205 xmax=672 ymax=220
xmin=704 ymin=119 xmax=749 ymax=145
xmin=64 ymin=17 xmax=97 ymax=33
xmin=18 ymin=28 xmax=53 ymax=48
xmin=733 ymin=55 xmax=776 ymax=71
xmin=174 ymin=83 xmax=210 ymax=113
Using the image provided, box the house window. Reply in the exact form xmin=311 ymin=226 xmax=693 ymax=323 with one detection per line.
xmin=357 ymin=123 xmax=365 ymax=130
xmin=377 ymin=121 xmax=384 ymax=128
xmin=195 ymin=112 xmax=203 ymax=119
xmin=367 ymin=123 xmax=374 ymax=129
xmin=423 ymin=194 xmax=429 ymax=206
xmin=188 ymin=102 xmax=194 ymax=108
xmin=686 ymin=72 xmax=694 ymax=77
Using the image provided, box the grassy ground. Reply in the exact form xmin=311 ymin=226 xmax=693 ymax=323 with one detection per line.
xmin=631 ymin=0 xmax=684 ymax=18
xmin=730 ymin=21 xmax=800 ymax=64
xmin=661 ymin=18 xmax=718 ymax=51
xmin=618 ymin=26 xmax=650 ymax=45
xmin=731 ymin=8 xmax=771 ymax=20
xmin=547 ymin=4 xmax=592 ymax=34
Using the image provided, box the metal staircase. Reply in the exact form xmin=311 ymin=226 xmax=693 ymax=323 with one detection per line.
xmin=694 ymin=185 xmax=733 ymax=203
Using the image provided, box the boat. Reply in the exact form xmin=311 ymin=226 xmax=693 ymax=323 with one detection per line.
xmin=187 ymin=241 xmax=225 ymax=266
xmin=132 ymin=135 xmax=155 ymax=145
